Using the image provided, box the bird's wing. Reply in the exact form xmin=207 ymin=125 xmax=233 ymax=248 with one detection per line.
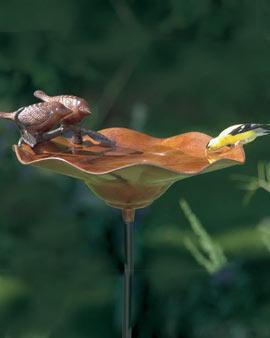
xmin=18 ymin=104 xmax=54 ymax=127
xmin=228 ymin=123 xmax=270 ymax=136
xmin=229 ymin=124 xmax=255 ymax=135
xmin=219 ymin=124 xmax=242 ymax=136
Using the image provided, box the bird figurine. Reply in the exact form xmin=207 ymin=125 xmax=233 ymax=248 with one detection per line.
xmin=0 ymin=90 xmax=115 ymax=148
xmin=33 ymin=89 xmax=114 ymax=146
xmin=33 ymin=89 xmax=91 ymax=125
xmin=206 ymin=123 xmax=270 ymax=151
xmin=0 ymin=101 xmax=73 ymax=147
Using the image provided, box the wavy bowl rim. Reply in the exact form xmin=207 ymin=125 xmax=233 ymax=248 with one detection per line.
xmin=13 ymin=145 xmax=246 ymax=177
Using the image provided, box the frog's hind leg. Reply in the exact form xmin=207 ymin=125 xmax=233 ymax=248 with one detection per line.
xmin=18 ymin=130 xmax=38 ymax=148
xmin=36 ymin=126 xmax=65 ymax=143
xmin=18 ymin=127 xmax=65 ymax=148
xmin=13 ymin=107 xmax=38 ymax=147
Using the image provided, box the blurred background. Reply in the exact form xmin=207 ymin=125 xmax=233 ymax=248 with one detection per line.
xmin=1 ymin=0 xmax=270 ymax=337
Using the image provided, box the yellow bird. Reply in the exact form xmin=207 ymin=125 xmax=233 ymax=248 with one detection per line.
xmin=206 ymin=123 xmax=270 ymax=151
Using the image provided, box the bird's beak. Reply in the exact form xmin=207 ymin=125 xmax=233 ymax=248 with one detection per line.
xmin=80 ymin=107 xmax=91 ymax=115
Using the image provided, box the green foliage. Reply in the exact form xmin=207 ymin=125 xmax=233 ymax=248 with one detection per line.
xmin=180 ymin=199 xmax=227 ymax=274
xmin=234 ymin=162 xmax=270 ymax=204
xmin=257 ymin=218 xmax=270 ymax=252
xmin=235 ymin=163 xmax=270 ymax=254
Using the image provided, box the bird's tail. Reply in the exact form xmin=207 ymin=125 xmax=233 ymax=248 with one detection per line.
xmin=255 ymin=124 xmax=270 ymax=135
xmin=0 ymin=111 xmax=16 ymax=120
xmin=33 ymin=89 xmax=50 ymax=102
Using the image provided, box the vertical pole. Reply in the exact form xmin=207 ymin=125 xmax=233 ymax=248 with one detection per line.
xmin=122 ymin=209 xmax=135 ymax=338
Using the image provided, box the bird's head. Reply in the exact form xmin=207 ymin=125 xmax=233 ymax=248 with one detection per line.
xmin=76 ymin=99 xmax=91 ymax=116
xmin=206 ymin=137 xmax=221 ymax=151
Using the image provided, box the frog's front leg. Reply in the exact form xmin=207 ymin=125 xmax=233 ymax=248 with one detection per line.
xmin=35 ymin=126 xmax=65 ymax=143
xmin=80 ymin=128 xmax=116 ymax=147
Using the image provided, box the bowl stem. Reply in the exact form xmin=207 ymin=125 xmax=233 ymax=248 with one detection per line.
xmin=122 ymin=208 xmax=135 ymax=338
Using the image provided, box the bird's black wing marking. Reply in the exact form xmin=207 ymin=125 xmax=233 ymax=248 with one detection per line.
xmin=230 ymin=123 xmax=266 ymax=135
xmin=230 ymin=124 xmax=249 ymax=135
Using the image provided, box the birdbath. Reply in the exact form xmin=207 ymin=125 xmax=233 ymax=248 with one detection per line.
xmin=14 ymin=127 xmax=245 ymax=338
